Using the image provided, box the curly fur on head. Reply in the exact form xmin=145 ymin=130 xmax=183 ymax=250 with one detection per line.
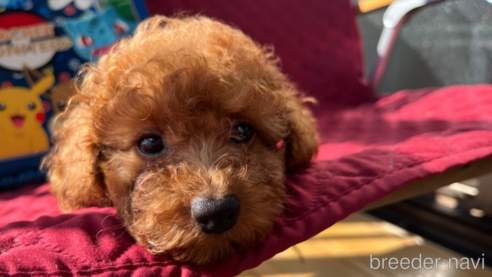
xmin=43 ymin=15 xmax=318 ymax=265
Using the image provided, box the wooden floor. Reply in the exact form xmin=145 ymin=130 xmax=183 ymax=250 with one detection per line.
xmin=239 ymin=213 xmax=492 ymax=277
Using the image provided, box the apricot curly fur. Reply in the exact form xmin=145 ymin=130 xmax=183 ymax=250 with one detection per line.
xmin=42 ymin=15 xmax=318 ymax=265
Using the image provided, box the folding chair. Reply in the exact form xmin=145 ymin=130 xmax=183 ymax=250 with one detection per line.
xmin=1 ymin=0 xmax=492 ymax=276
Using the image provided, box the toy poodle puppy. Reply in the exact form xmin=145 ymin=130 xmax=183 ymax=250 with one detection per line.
xmin=43 ymin=15 xmax=318 ymax=265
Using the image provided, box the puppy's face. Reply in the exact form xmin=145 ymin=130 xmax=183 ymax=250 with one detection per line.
xmin=98 ymin=68 xmax=289 ymax=264
xmin=45 ymin=16 xmax=318 ymax=265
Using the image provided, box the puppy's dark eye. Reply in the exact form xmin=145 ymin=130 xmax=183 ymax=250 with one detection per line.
xmin=27 ymin=102 xmax=36 ymax=110
xmin=0 ymin=102 xmax=5 ymax=111
xmin=230 ymin=124 xmax=255 ymax=144
xmin=58 ymin=100 xmax=66 ymax=111
xmin=138 ymin=136 xmax=165 ymax=155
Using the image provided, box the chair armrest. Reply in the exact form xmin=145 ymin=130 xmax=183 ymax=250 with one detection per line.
xmin=356 ymin=0 xmax=398 ymax=14
xmin=366 ymin=0 xmax=446 ymax=91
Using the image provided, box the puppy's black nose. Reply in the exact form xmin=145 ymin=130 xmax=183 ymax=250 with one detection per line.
xmin=191 ymin=194 xmax=240 ymax=234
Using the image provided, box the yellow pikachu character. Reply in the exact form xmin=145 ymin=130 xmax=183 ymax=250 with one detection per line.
xmin=0 ymin=66 xmax=54 ymax=159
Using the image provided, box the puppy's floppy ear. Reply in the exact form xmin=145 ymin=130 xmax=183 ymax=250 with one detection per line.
xmin=42 ymin=98 xmax=110 ymax=212
xmin=258 ymin=48 xmax=318 ymax=171
xmin=284 ymin=93 xmax=318 ymax=171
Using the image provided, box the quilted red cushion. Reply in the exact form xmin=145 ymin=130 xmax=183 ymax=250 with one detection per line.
xmin=2 ymin=85 xmax=492 ymax=276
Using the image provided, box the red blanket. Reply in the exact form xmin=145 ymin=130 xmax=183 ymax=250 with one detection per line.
xmin=2 ymin=0 xmax=492 ymax=276
xmin=2 ymin=85 xmax=492 ymax=277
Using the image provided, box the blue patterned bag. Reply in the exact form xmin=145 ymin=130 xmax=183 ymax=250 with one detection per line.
xmin=0 ymin=0 xmax=148 ymax=190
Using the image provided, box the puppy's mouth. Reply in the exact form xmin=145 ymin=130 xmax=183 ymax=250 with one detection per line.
xmin=11 ymin=115 xmax=25 ymax=128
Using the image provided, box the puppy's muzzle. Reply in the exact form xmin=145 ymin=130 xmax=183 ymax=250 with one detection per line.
xmin=191 ymin=194 xmax=240 ymax=234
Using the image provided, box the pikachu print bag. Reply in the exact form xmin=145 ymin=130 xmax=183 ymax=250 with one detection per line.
xmin=0 ymin=0 xmax=148 ymax=190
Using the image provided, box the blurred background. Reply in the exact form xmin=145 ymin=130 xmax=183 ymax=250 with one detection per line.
xmin=358 ymin=0 xmax=492 ymax=269
xmin=358 ymin=0 xmax=492 ymax=92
